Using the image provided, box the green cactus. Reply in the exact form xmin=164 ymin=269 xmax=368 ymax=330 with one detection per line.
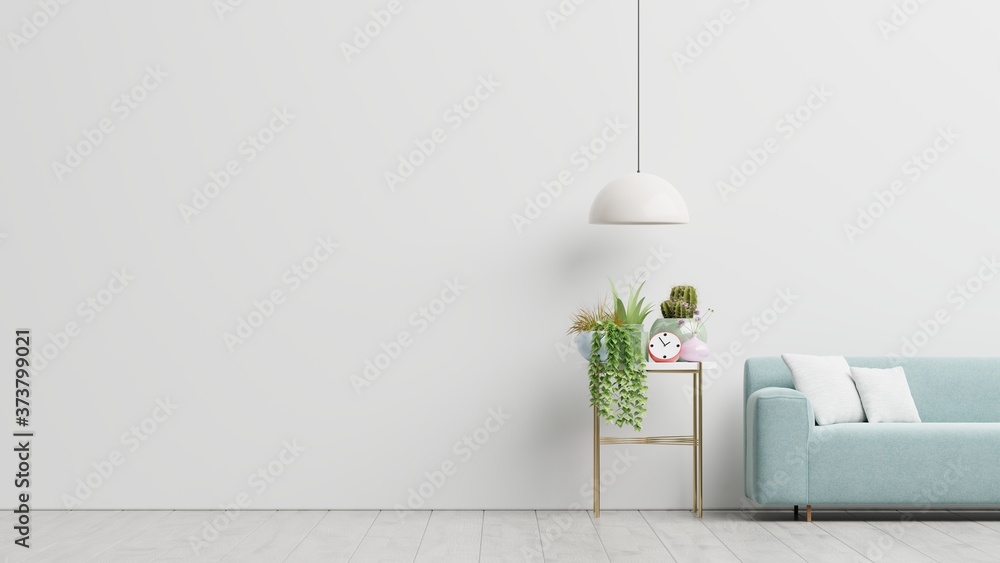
xmin=660 ymin=300 xmax=694 ymax=318
xmin=660 ymin=285 xmax=699 ymax=318
xmin=669 ymin=285 xmax=698 ymax=307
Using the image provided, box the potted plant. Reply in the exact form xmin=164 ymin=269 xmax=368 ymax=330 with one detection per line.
xmin=652 ymin=285 xmax=708 ymax=343
xmin=567 ymin=301 xmax=613 ymax=361
xmin=588 ymin=280 xmax=654 ymax=431
xmin=609 ymin=279 xmax=654 ymax=345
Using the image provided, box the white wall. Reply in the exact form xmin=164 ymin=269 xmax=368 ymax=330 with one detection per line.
xmin=2 ymin=0 xmax=999 ymax=510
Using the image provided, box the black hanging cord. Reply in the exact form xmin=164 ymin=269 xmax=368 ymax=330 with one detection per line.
xmin=637 ymin=0 xmax=641 ymax=173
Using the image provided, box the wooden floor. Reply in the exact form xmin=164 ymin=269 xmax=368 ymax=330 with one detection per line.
xmin=3 ymin=509 xmax=1000 ymax=562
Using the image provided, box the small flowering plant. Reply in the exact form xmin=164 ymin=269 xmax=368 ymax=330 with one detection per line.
xmin=677 ymin=307 xmax=715 ymax=334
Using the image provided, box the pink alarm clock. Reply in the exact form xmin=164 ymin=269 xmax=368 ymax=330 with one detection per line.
xmin=649 ymin=331 xmax=682 ymax=362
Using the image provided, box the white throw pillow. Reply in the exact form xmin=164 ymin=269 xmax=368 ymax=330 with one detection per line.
xmin=849 ymin=367 xmax=921 ymax=423
xmin=781 ymin=354 xmax=866 ymax=425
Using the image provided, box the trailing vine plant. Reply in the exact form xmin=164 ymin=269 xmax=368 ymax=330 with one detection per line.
xmin=588 ymin=319 xmax=648 ymax=431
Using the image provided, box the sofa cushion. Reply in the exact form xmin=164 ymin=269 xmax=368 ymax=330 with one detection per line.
xmin=850 ymin=367 xmax=921 ymax=423
xmin=781 ymin=354 xmax=865 ymax=425
xmin=809 ymin=422 xmax=1000 ymax=504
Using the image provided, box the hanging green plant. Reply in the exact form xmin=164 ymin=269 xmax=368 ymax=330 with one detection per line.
xmin=588 ymin=319 xmax=648 ymax=431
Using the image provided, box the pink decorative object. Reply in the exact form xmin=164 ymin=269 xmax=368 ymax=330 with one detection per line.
xmin=680 ymin=336 xmax=710 ymax=362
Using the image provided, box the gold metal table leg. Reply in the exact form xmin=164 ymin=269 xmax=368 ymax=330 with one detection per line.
xmin=594 ymin=405 xmax=600 ymax=517
xmin=697 ymin=363 xmax=703 ymax=518
xmin=692 ymin=372 xmax=697 ymax=514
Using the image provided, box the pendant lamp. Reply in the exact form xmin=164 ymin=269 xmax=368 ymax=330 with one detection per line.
xmin=589 ymin=0 xmax=689 ymax=225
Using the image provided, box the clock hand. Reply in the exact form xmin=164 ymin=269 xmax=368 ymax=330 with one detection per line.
xmin=658 ymin=337 xmax=666 ymax=345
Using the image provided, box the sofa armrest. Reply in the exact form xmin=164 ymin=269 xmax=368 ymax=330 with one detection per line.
xmin=745 ymin=387 xmax=813 ymax=505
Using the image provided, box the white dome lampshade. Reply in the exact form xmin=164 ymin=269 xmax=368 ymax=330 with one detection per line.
xmin=589 ymin=172 xmax=689 ymax=225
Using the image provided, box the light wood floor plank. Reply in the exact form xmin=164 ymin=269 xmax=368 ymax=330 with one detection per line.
xmin=16 ymin=509 xmax=1000 ymax=562
xmin=349 ymin=510 xmax=431 ymax=563
xmin=479 ymin=510 xmax=543 ymax=563
xmin=701 ymin=511 xmax=804 ymax=563
xmin=589 ymin=510 xmax=675 ymax=562
xmin=154 ymin=510 xmax=275 ymax=561
xmin=415 ymin=510 xmax=483 ymax=562
xmin=641 ymin=510 xmax=740 ymax=563
xmin=814 ymin=513 xmax=937 ymax=563
xmin=954 ymin=511 xmax=1000 ymax=534
xmin=28 ymin=511 xmax=171 ymax=562
xmin=91 ymin=511 xmax=220 ymax=561
xmin=536 ymin=511 xmax=609 ymax=562
xmin=11 ymin=510 xmax=68 ymax=527
xmin=752 ymin=511 xmax=870 ymax=563
xmin=283 ymin=510 xmax=377 ymax=562
xmin=0 ymin=511 xmax=70 ymax=561
xmin=217 ymin=510 xmax=323 ymax=562
xmin=850 ymin=511 xmax=1000 ymax=563
xmin=911 ymin=511 xmax=1000 ymax=559
xmin=1 ymin=510 xmax=119 ymax=562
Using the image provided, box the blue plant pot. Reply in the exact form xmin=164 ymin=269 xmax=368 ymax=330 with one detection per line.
xmin=578 ymin=326 xmax=645 ymax=362
xmin=576 ymin=331 xmax=608 ymax=362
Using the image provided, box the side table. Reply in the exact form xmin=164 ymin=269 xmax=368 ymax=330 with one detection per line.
xmin=593 ymin=361 xmax=714 ymax=518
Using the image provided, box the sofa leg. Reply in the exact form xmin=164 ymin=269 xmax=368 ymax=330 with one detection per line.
xmin=806 ymin=505 xmax=812 ymax=523
xmin=793 ymin=505 xmax=799 ymax=520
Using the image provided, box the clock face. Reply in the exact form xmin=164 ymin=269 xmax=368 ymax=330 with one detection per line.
xmin=649 ymin=331 xmax=682 ymax=362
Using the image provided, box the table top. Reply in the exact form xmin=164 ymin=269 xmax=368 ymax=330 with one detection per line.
xmin=645 ymin=362 xmax=717 ymax=372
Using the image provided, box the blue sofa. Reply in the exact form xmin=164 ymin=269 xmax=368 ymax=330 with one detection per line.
xmin=744 ymin=357 xmax=1000 ymax=521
